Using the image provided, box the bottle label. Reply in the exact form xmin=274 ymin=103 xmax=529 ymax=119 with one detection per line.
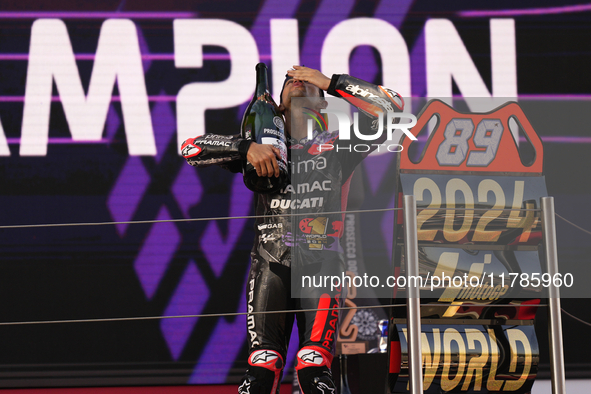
xmin=261 ymin=137 xmax=287 ymax=172
xmin=273 ymin=116 xmax=284 ymax=130
xmin=243 ymin=126 xmax=252 ymax=140
xmin=262 ymin=128 xmax=286 ymax=142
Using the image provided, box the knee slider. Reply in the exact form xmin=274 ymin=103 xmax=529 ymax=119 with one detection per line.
xmin=295 ymin=346 xmax=332 ymax=370
xmin=240 ymin=349 xmax=284 ymax=394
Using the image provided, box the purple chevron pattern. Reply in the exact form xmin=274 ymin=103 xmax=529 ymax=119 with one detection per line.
xmin=134 ymin=206 xmax=180 ymax=299
xmin=161 ymin=261 xmax=210 ymax=360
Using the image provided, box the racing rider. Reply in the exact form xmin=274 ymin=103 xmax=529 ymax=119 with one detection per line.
xmin=180 ymin=66 xmax=403 ymax=394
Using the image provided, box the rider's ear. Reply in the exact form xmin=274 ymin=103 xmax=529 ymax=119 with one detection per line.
xmin=317 ymin=99 xmax=328 ymax=110
xmin=316 ymin=100 xmax=328 ymax=126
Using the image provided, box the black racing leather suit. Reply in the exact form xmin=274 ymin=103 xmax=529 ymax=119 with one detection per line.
xmin=181 ymin=74 xmax=403 ymax=394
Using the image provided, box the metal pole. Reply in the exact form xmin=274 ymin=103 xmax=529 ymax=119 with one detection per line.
xmin=541 ymin=197 xmax=566 ymax=394
xmin=403 ymin=195 xmax=423 ymax=393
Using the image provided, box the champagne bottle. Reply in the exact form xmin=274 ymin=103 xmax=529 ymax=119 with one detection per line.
xmin=241 ymin=63 xmax=289 ymax=194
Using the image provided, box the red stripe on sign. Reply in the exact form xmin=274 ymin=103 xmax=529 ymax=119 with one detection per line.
xmin=396 ymin=192 xmax=404 ymax=225
xmin=310 ymin=294 xmax=331 ymax=342
xmin=516 ymin=298 xmax=541 ymax=320
xmin=389 ymin=341 xmax=401 ymax=373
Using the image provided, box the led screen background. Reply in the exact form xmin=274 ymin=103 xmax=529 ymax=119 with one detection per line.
xmin=0 ymin=0 xmax=589 ymax=387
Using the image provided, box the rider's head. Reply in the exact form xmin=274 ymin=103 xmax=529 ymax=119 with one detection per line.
xmin=279 ymin=74 xmax=325 ymax=110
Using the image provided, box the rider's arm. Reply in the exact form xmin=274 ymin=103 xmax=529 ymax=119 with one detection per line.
xmin=327 ymin=74 xmax=404 ymax=131
xmin=180 ymin=134 xmax=251 ymax=170
xmin=181 ymin=134 xmax=281 ymax=177
xmin=327 ymin=74 xmax=405 ymax=175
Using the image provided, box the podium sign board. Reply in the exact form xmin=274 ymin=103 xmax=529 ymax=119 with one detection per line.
xmin=389 ymin=100 xmax=547 ymax=393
